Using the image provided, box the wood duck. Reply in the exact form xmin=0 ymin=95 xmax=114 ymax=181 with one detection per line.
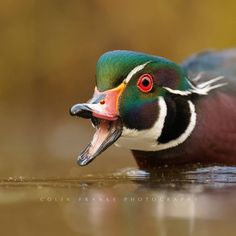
xmin=70 ymin=49 xmax=236 ymax=169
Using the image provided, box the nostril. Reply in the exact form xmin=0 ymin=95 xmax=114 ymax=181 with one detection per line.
xmin=100 ymin=99 xmax=105 ymax=105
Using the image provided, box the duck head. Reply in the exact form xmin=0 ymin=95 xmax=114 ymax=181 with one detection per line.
xmin=70 ymin=50 xmax=194 ymax=166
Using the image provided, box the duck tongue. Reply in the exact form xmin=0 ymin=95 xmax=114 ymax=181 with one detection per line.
xmin=78 ymin=118 xmax=122 ymax=166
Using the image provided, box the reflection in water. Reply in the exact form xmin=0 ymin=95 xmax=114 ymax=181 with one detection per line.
xmin=0 ymin=165 xmax=236 ymax=236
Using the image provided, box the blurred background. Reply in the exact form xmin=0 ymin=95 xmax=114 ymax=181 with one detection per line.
xmin=0 ymin=0 xmax=236 ymax=178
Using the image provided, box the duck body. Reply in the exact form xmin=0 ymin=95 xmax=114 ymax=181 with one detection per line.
xmin=132 ymin=50 xmax=236 ymax=168
xmin=70 ymin=49 xmax=236 ymax=168
xmin=133 ymin=90 xmax=236 ymax=168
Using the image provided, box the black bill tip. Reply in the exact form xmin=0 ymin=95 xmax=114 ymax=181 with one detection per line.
xmin=77 ymin=155 xmax=92 ymax=166
xmin=70 ymin=104 xmax=92 ymax=118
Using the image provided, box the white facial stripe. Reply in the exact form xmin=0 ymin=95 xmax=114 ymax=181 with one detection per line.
xmin=124 ymin=61 xmax=150 ymax=84
xmin=115 ymin=96 xmax=167 ymax=150
xmin=191 ymin=72 xmax=203 ymax=82
xmin=115 ymin=99 xmax=196 ymax=152
xmin=196 ymin=76 xmax=224 ymax=88
xmin=163 ymin=87 xmax=191 ymax=96
xmin=164 ymin=75 xmax=227 ymax=96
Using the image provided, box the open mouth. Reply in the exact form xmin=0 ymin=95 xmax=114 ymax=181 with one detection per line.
xmin=70 ymin=102 xmax=123 ymax=166
xmin=78 ymin=117 xmax=122 ymax=166
xmin=70 ymin=83 xmax=125 ymax=166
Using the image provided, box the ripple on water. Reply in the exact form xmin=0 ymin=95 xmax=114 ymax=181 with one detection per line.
xmin=0 ymin=165 xmax=235 ymax=189
xmin=112 ymin=165 xmax=236 ymax=187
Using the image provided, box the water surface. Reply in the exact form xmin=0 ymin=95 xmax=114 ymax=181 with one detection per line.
xmin=0 ymin=165 xmax=236 ymax=236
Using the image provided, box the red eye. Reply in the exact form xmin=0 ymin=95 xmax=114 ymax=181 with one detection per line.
xmin=137 ymin=74 xmax=153 ymax=92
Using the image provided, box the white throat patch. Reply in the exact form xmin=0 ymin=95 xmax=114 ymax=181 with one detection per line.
xmin=115 ymin=96 xmax=167 ymax=150
xmin=115 ymin=98 xmax=196 ymax=152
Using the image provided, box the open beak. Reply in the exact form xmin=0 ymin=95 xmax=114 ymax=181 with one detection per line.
xmin=70 ymin=83 xmax=125 ymax=166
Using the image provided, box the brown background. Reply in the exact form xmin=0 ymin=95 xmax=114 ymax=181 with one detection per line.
xmin=0 ymin=0 xmax=236 ymax=178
